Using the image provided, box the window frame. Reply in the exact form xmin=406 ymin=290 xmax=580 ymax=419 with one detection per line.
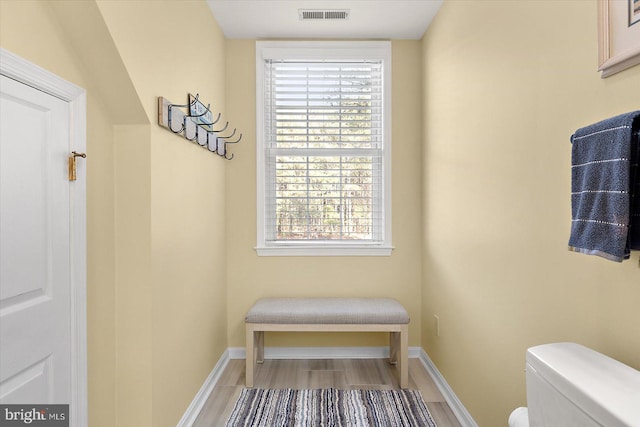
xmin=255 ymin=41 xmax=392 ymax=256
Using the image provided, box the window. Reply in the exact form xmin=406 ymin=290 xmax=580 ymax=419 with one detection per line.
xmin=256 ymin=41 xmax=392 ymax=256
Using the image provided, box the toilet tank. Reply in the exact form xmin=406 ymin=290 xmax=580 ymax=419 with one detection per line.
xmin=525 ymin=343 xmax=640 ymax=427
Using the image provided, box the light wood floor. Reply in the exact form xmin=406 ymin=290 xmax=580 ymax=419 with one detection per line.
xmin=193 ymin=358 xmax=462 ymax=426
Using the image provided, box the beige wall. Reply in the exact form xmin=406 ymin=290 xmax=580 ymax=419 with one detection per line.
xmin=421 ymin=1 xmax=640 ymax=425
xmin=96 ymin=2 xmax=229 ymax=426
xmin=1 ymin=1 xmax=228 ymax=426
xmin=113 ymin=124 xmax=153 ymax=426
xmin=224 ymin=40 xmax=424 ymax=349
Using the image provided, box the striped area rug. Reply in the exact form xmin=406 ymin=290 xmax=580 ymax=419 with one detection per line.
xmin=226 ymin=388 xmax=437 ymax=427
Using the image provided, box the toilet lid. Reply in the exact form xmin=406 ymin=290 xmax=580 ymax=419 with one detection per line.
xmin=527 ymin=343 xmax=640 ymax=427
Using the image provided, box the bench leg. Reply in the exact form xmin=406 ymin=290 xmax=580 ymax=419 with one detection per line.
xmin=389 ymin=332 xmax=399 ymax=365
xmin=256 ymin=331 xmax=264 ymax=364
xmin=245 ymin=324 xmax=255 ymax=388
xmin=399 ymin=324 xmax=408 ymax=389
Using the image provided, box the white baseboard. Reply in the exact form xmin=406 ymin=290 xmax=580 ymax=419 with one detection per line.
xmin=228 ymin=346 xmax=422 ymax=360
xmin=177 ymin=349 xmax=230 ymax=427
xmin=418 ymin=349 xmax=478 ymax=427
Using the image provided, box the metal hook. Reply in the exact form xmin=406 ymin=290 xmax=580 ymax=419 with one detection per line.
xmin=206 ymin=132 xmax=218 ymax=152
xmin=218 ymin=128 xmax=236 ymax=139
xmin=209 ymin=112 xmax=223 ymax=125
xmin=186 ymin=102 xmax=211 ymax=119
xmin=167 ymin=95 xmax=199 ymax=133
xmin=214 ymin=137 xmax=234 ymax=160
xmin=212 ymin=121 xmax=229 ymax=133
xmin=195 ymin=125 xmax=208 ymax=147
xmin=168 ymin=104 xmax=187 ymax=133
xmin=225 ymin=133 xmax=242 ymax=144
xmin=184 ymin=120 xmax=199 ymax=141
xmin=168 ymin=94 xmax=199 ymax=112
xmin=184 ymin=98 xmax=212 ymax=142
xmin=211 ymin=112 xmax=222 ymax=125
xmin=196 ymin=112 xmax=222 ymax=128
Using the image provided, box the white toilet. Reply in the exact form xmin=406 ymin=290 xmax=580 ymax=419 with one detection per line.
xmin=509 ymin=342 xmax=640 ymax=427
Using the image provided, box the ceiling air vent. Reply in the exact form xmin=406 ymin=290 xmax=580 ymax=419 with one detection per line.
xmin=299 ymin=9 xmax=350 ymax=21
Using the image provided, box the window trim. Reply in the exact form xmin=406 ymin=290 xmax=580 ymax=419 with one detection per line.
xmin=255 ymin=41 xmax=392 ymax=256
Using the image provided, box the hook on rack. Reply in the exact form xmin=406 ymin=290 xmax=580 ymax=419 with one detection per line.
xmin=167 ymin=96 xmax=197 ymax=133
xmin=184 ymin=105 xmax=211 ymax=142
xmin=198 ymin=112 xmax=222 ymax=127
xmin=225 ymin=133 xmax=242 ymax=144
xmin=212 ymin=121 xmax=229 ymax=133
xmin=158 ymin=93 xmax=242 ymax=161
xmin=218 ymin=128 xmax=236 ymax=139
xmin=214 ymin=136 xmax=235 ymax=161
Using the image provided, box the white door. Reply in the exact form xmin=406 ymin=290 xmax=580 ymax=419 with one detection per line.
xmin=0 ymin=74 xmax=73 ymax=404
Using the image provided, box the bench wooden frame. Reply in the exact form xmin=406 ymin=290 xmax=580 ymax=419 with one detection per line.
xmin=245 ymin=322 xmax=409 ymax=389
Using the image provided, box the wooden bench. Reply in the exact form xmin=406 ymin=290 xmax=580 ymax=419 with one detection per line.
xmin=245 ymin=297 xmax=410 ymax=389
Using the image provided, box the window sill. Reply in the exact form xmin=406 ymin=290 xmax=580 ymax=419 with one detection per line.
xmin=255 ymin=245 xmax=394 ymax=257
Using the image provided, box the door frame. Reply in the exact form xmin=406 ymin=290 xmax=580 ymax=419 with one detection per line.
xmin=0 ymin=48 xmax=87 ymax=427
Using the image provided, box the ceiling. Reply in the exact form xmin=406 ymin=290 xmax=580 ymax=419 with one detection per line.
xmin=206 ymin=0 xmax=443 ymax=40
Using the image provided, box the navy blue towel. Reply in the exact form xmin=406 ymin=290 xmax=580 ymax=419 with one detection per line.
xmin=631 ymin=127 xmax=640 ymax=250
xmin=568 ymin=111 xmax=640 ymax=262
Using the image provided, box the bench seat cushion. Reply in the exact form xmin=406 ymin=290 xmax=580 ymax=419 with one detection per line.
xmin=245 ymin=297 xmax=409 ymax=325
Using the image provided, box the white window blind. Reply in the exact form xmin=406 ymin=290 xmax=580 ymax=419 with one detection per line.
xmin=266 ymin=60 xmax=383 ymax=242
xmin=256 ymin=42 xmax=392 ymax=256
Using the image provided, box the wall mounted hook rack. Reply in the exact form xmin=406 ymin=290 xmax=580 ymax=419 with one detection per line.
xmin=158 ymin=94 xmax=242 ymax=160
